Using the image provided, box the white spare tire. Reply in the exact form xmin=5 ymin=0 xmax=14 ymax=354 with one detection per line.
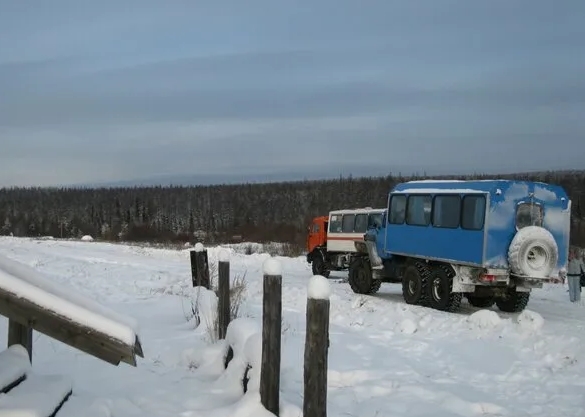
xmin=508 ymin=225 xmax=558 ymax=278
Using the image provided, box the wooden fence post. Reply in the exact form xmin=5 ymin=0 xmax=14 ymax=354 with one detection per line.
xmin=217 ymin=250 xmax=231 ymax=340
xmin=303 ymin=275 xmax=331 ymax=417
xmin=190 ymin=243 xmax=210 ymax=289
xmin=189 ymin=249 xmax=197 ymax=287
xmin=260 ymin=258 xmax=282 ymax=416
xmin=7 ymin=319 xmax=33 ymax=363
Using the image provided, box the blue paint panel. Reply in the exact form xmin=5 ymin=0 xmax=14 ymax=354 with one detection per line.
xmin=385 ymin=223 xmax=485 ymax=265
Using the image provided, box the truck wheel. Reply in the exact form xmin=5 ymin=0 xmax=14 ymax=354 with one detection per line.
xmin=495 ymin=290 xmax=530 ymax=313
xmin=508 ymin=226 xmax=558 ymax=278
xmin=401 ymin=261 xmax=430 ymax=305
xmin=466 ymin=295 xmax=495 ymax=309
xmin=426 ymin=265 xmax=462 ymax=312
xmin=311 ymin=256 xmax=330 ymax=278
xmin=348 ymin=257 xmax=381 ymax=294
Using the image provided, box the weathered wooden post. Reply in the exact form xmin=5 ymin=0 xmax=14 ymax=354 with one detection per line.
xmin=303 ymin=275 xmax=331 ymax=417
xmin=217 ymin=249 xmax=231 ymax=340
xmin=190 ymin=242 xmax=210 ymax=289
xmin=189 ymin=249 xmax=198 ymax=287
xmin=7 ymin=319 xmax=33 ymax=363
xmin=260 ymin=257 xmax=282 ymax=416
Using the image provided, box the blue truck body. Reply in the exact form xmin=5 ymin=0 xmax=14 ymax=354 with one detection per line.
xmin=377 ymin=179 xmax=570 ymax=275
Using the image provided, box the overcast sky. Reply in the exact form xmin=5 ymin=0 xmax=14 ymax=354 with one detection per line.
xmin=1 ymin=1 xmax=584 ymax=187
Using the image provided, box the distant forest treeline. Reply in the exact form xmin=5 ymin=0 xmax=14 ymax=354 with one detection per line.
xmin=1 ymin=170 xmax=584 ymax=250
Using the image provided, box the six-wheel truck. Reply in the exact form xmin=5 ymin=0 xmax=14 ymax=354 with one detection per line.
xmin=347 ymin=179 xmax=570 ymax=313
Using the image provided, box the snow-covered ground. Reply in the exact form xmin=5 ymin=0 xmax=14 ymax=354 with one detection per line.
xmin=0 ymin=236 xmax=584 ymax=416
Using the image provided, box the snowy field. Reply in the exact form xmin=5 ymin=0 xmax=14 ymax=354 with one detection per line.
xmin=0 ymin=236 xmax=584 ymax=417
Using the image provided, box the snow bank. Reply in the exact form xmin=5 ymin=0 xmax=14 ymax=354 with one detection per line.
xmin=0 ymin=345 xmax=31 ymax=391
xmin=57 ymin=396 xmax=113 ymax=417
xmin=0 ymin=253 xmax=140 ymax=346
xmin=219 ymin=242 xmax=286 ymax=255
xmin=224 ymin=242 xmax=266 ymax=254
xmin=225 ymin=318 xmax=260 ymax=356
xmin=466 ymin=310 xmax=502 ymax=329
xmin=517 ymin=310 xmax=544 ymax=332
xmin=81 ymin=235 xmax=94 ymax=242
xmin=399 ymin=318 xmax=418 ymax=334
xmin=204 ymin=318 xmax=262 ymax=403
xmin=190 ymin=317 xmax=302 ymax=416
xmin=191 ymin=286 xmax=218 ymax=330
xmin=0 ymin=373 xmax=73 ymax=416
xmin=241 ymin=333 xmax=263 ymax=392
xmin=465 ymin=308 xmax=545 ymax=336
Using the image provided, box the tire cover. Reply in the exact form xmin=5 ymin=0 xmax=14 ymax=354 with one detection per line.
xmin=508 ymin=225 xmax=558 ymax=278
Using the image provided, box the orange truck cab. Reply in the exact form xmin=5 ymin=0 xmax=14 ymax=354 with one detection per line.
xmin=307 ymin=216 xmax=328 ymax=254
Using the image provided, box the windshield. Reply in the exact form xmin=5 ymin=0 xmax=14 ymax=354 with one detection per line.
xmin=368 ymin=213 xmax=383 ymax=228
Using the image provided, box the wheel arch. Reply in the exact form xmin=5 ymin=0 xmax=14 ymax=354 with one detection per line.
xmin=427 ymin=260 xmax=456 ymax=278
xmin=307 ymin=246 xmax=327 ymax=263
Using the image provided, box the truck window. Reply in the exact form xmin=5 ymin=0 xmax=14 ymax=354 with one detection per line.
xmin=389 ymin=195 xmax=406 ymax=224
xmin=461 ymin=195 xmax=486 ymax=230
xmin=342 ymin=214 xmax=355 ymax=233
xmin=516 ymin=202 xmax=543 ymax=229
xmin=368 ymin=212 xmax=383 ymax=229
xmin=354 ymin=214 xmax=368 ymax=233
xmin=432 ymin=195 xmax=460 ymax=228
xmin=406 ymin=195 xmax=431 ymax=226
xmin=312 ymin=223 xmax=320 ymax=233
xmin=329 ymin=215 xmax=342 ymax=232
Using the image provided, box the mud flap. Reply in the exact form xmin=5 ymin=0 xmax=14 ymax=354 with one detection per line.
xmin=354 ymin=241 xmax=383 ymax=270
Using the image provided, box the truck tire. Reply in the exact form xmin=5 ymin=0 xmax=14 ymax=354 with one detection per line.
xmin=401 ymin=261 xmax=430 ymax=306
xmin=466 ymin=295 xmax=495 ymax=308
xmin=348 ymin=257 xmax=381 ymax=294
xmin=426 ymin=265 xmax=462 ymax=312
xmin=508 ymin=226 xmax=558 ymax=278
xmin=495 ymin=290 xmax=530 ymax=313
xmin=311 ymin=256 xmax=330 ymax=278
